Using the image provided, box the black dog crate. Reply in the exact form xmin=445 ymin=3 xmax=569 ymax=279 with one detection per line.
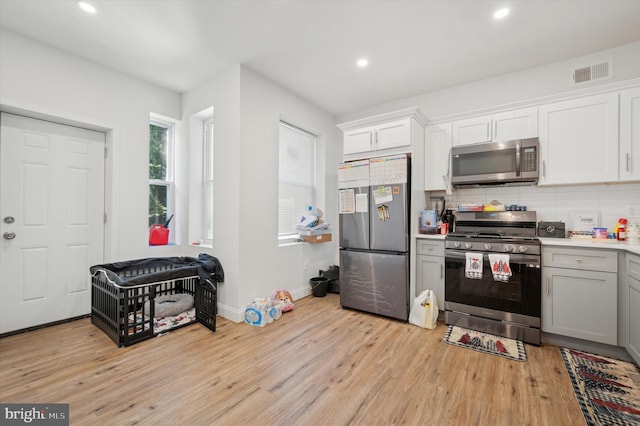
xmin=90 ymin=254 xmax=223 ymax=347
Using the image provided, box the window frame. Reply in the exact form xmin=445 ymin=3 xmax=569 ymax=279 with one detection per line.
xmin=278 ymin=121 xmax=317 ymax=244
xmin=148 ymin=116 xmax=175 ymax=242
xmin=202 ymin=117 xmax=214 ymax=244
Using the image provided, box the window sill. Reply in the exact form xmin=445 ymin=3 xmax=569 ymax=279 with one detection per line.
xmin=191 ymin=243 xmax=213 ymax=249
xmin=279 ymin=236 xmax=302 ymax=247
xmin=148 ymin=242 xmax=177 ymax=247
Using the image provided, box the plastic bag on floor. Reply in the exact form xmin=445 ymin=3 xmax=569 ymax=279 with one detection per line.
xmin=409 ymin=289 xmax=438 ymax=329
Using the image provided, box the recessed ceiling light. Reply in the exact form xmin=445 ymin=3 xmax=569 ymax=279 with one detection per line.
xmin=77 ymin=1 xmax=97 ymax=14
xmin=357 ymin=58 xmax=369 ymax=68
xmin=493 ymin=8 xmax=510 ymax=19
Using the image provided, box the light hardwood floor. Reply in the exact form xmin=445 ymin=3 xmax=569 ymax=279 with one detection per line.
xmin=0 ymin=294 xmax=584 ymax=425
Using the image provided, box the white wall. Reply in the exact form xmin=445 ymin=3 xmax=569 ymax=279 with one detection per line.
xmin=238 ymin=67 xmax=339 ymax=311
xmin=182 ymin=65 xmax=338 ymax=322
xmin=0 ymin=28 xmax=182 ymax=261
xmin=339 ymin=41 xmax=640 ymax=123
xmin=181 ymin=64 xmax=243 ymax=321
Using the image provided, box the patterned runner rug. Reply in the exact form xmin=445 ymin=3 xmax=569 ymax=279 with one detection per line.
xmin=443 ymin=325 xmax=527 ymax=361
xmin=561 ymin=348 xmax=640 ymax=426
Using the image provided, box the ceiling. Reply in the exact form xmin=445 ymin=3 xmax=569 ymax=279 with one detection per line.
xmin=1 ymin=0 xmax=640 ymax=117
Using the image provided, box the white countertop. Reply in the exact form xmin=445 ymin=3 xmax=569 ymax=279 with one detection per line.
xmin=415 ymin=233 xmax=446 ymax=240
xmin=539 ymin=237 xmax=640 ymax=256
xmin=415 ymin=234 xmax=640 ymax=255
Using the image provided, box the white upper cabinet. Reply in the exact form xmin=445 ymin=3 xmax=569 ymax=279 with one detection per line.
xmin=339 ymin=107 xmax=426 ymax=160
xmin=452 ymin=116 xmax=492 ymax=146
xmin=424 ymin=122 xmax=452 ymax=191
xmin=493 ymin=107 xmax=539 ymax=142
xmin=375 ymin=118 xmax=412 ymax=151
xmin=538 ymin=93 xmax=619 ymax=185
xmin=343 ymin=126 xmax=376 ymax=155
xmin=451 ymin=107 xmax=538 ymax=146
xmin=620 ymin=87 xmax=640 ymax=182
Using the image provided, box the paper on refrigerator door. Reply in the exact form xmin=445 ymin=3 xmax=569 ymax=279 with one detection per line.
xmin=373 ymin=186 xmax=393 ymax=204
xmin=338 ymin=159 xmax=370 ymax=188
xmin=339 ymin=189 xmax=355 ymax=214
xmin=369 ymin=154 xmax=407 ymax=185
xmin=355 ymin=193 xmax=368 ymax=212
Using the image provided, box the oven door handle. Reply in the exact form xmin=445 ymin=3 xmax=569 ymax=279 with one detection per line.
xmin=445 ymin=250 xmax=540 ymax=265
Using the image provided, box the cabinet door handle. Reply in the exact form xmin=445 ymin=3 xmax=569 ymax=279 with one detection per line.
xmin=543 ymin=160 xmax=547 ymax=178
xmin=440 ymin=264 xmax=444 ymax=279
xmin=493 ymin=120 xmax=497 ymax=140
xmin=575 ymin=258 xmax=583 ymax=263
xmin=546 ymin=277 xmax=550 ymax=296
xmin=626 ymin=153 xmax=631 ymax=172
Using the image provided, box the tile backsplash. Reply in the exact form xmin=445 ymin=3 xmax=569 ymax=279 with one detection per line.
xmin=427 ymin=182 xmax=640 ymax=232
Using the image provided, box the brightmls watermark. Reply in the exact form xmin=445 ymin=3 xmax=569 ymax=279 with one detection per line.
xmin=1 ymin=404 xmax=68 ymax=425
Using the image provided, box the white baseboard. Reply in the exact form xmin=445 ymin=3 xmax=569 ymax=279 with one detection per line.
xmin=216 ymin=303 xmax=244 ymax=323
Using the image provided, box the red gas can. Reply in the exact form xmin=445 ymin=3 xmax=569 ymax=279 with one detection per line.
xmin=148 ymin=224 xmax=169 ymax=245
xmin=149 ymin=214 xmax=173 ymax=245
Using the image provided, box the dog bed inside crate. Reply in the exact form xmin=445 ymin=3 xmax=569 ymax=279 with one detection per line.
xmin=145 ymin=293 xmax=194 ymax=318
xmin=90 ymin=253 xmax=224 ymax=347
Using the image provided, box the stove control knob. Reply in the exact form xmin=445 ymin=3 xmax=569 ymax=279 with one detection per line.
xmin=504 ymin=245 xmax=514 ymax=253
xmin=518 ymin=246 xmax=528 ymax=253
xmin=484 ymin=243 xmax=492 ymax=250
xmin=453 ymin=241 xmax=461 ymax=248
xmin=464 ymin=242 xmax=473 ymax=249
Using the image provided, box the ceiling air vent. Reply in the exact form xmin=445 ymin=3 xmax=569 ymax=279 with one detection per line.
xmin=571 ymin=60 xmax=613 ymax=85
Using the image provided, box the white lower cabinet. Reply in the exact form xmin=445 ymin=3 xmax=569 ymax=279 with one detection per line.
xmin=415 ymin=239 xmax=445 ymax=311
xmin=541 ymin=247 xmax=617 ymax=345
xmin=626 ymin=253 xmax=640 ymax=364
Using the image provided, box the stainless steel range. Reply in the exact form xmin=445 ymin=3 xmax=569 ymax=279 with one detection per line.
xmin=444 ymin=211 xmax=541 ymax=345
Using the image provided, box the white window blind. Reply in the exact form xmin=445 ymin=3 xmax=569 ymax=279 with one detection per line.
xmin=203 ymin=118 xmax=214 ymax=243
xmin=278 ymin=122 xmax=316 ymax=239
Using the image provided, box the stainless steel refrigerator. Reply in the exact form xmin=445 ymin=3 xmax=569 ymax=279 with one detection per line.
xmin=338 ymin=154 xmax=410 ymax=321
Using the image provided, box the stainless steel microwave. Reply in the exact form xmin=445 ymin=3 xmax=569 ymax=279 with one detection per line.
xmin=451 ymin=138 xmax=539 ymax=187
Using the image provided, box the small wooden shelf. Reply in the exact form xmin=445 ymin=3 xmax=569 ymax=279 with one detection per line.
xmin=299 ymin=234 xmax=332 ymax=244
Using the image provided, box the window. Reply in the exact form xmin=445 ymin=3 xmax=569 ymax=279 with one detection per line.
xmin=149 ymin=117 xmax=174 ymax=234
xmin=203 ymin=118 xmax=214 ymax=243
xmin=278 ymin=122 xmax=316 ymax=241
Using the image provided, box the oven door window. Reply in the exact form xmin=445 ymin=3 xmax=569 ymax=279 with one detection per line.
xmin=445 ymin=251 xmax=541 ymax=317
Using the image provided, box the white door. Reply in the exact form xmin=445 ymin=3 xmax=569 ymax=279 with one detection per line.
xmin=0 ymin=113 xmax=105 ymax=333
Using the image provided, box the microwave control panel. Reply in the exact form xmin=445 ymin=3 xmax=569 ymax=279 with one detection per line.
xmin=523 ymin=147 xmax=537 ymax=172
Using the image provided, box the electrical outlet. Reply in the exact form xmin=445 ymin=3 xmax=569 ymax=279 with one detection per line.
xmin=625 ymin=205 xmax=640 ymax=218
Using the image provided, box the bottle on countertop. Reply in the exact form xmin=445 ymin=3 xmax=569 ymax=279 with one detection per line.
xmin=617 ymin=218 xmax=627 ymax=241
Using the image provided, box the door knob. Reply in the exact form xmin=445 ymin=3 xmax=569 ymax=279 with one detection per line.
xmin=4 ymin=216 xmax=15 ymax=224
xmin=3 ymin=232 xmax=16 ymax=240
